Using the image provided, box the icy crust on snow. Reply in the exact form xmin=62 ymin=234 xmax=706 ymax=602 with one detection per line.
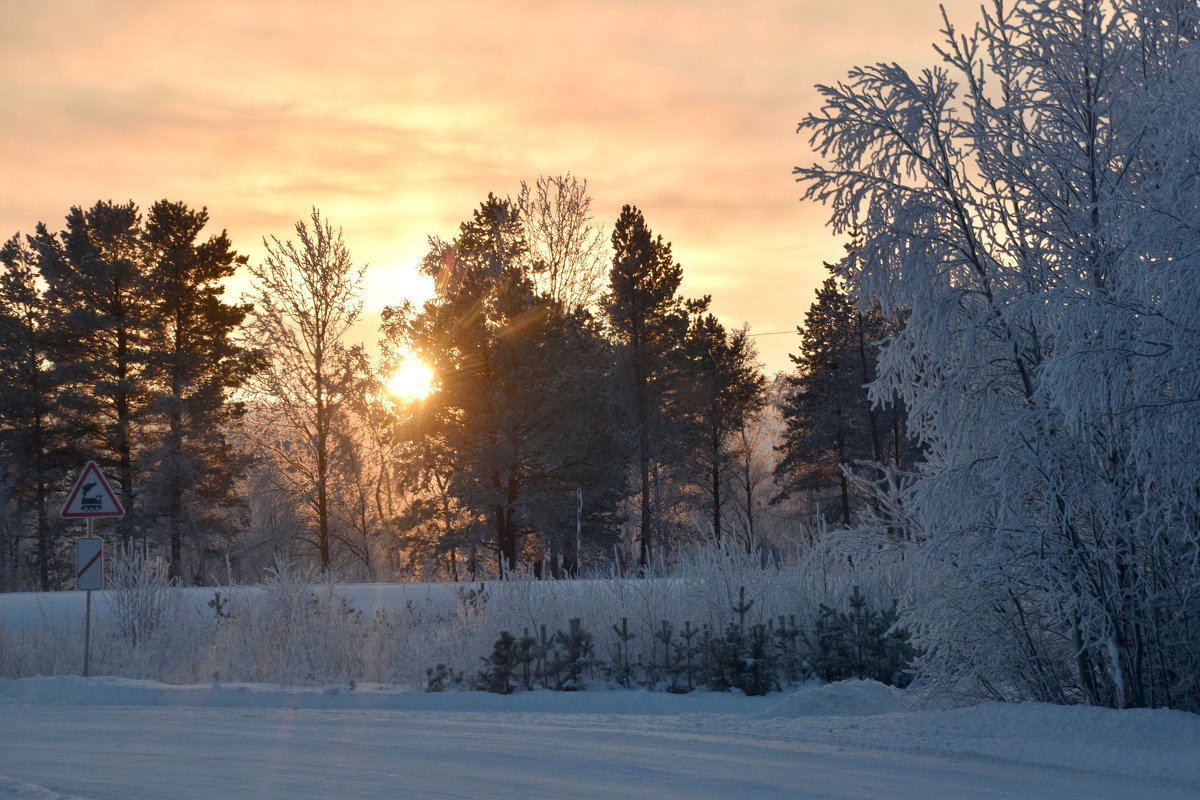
xmin=869 ymin=701 xmax=1200 ymax=785
xmin=0 ymin=776 xmax=88 ymax=800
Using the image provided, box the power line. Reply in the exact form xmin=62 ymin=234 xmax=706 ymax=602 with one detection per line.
xmin=747 ymin=330 xmax=796 ymax=337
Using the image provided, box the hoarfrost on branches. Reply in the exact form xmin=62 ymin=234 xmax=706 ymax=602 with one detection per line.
xmin=796 ymin=0 xmax=1200 ymax=710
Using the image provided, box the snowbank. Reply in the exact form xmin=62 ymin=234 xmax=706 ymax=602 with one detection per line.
xmin=0 ymin=675 xmax=777 ymax=716
xmin=761 ymin=677 xmax=910 ymax=716
xmin=753 ymin=679 xmax=1200 ymax=787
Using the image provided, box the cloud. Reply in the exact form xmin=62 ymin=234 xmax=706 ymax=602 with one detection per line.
xmin=0 ymin=0 xmax=984 ymax=372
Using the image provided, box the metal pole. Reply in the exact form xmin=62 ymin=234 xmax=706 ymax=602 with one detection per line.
xmin=83 ymin=589 xmax=92 ymax=678
xmin=83 ymin=517 xmax=93 ymax=678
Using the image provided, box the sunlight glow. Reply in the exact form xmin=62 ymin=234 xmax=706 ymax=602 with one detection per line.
xmin=386 ymin=358 xmax=435 ymax=401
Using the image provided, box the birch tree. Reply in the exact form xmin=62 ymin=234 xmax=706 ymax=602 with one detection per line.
xmin=243 ymin=209 xmax=365 ymax=572
xmin=796 ymin=0 xmax=1200 ymax=710
xmin=518 ymin=174 xmax=608 ymax=312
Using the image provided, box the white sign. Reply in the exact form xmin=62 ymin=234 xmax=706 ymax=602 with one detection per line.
xmin=61 ymin=462 xmax=125 ymax=518
xmin=76 ymin=537 xmax=104 ymax=591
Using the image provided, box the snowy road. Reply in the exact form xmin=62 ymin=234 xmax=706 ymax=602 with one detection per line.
xmin=2 ymin=703 xmax=1197 ymax=800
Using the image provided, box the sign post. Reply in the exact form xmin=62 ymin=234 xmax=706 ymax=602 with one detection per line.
xmin=75 ymin=537 xmax=103 ymax=676
xmin=62 ymin=462 xmax=125 ymax=677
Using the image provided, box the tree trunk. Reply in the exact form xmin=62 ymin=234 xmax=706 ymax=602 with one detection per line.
xmin=710 ymin=425 xmax=722 ymax=545
xmin=495 ymin=505 xmax=518 ymax=577
xmin=835 ymin=420 xmax=851 ymax=527
xmin=315 ymin=369 xmax=332 ymax=570
xmin=857 ymin=313 xmax=884 ymax=465
xmin=167 ymin=380 xmax=185 ymax=582
xmin=168 ymin=486 xmax=183 ymax=583
xmin=316 ymin=433 xmax=331 ymax=570
xmin=36 ymin=491 xmax=50 ymax=591
xmin=638 ymin=436 xmax=652 ymax=568
xmin=634 ymin=336 xmax=653 ymax=568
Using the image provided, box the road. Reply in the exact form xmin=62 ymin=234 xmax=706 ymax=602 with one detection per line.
xmin=0 ymin=706 xmax=1192 ymax=800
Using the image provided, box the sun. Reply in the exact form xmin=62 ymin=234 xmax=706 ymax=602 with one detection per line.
xmin=385 ymin=358 xmax=436 ymax=401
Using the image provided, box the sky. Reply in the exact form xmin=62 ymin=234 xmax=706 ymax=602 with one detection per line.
xmin=0 ymin=0 xmax=981 ymax=374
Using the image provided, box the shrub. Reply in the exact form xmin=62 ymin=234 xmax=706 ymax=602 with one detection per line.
xmin=807 ymin=586 xmax=916 ymax=688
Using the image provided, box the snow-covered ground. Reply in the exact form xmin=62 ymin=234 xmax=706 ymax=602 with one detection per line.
xmin=2 ymin=676 xmax=1198 ymax=800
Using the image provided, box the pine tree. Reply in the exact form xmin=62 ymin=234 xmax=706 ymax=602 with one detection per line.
xmin=602 ymin=206 xmax=690 ymax=567
xmin=34 ymin=201 xmax=157 ymax=539
xmin=140 ymin=201 xmax=258 ymax=581
xmin=682 ymin=314 xmax=765 ymax=545
xmin=12 ymin=201 xmax=256 ymax=582
xmin=0 ymin=235 xmax=78 ymax=588
xmin=387 ymin=195 xmax=626 ymax=576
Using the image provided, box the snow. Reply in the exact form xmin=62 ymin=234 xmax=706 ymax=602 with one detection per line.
xmin=3 ymin=579 xmax=1198 ymax=798
xmin=2 ymin=676 xmax=1198 ymax=799
xmin=759 ymin=677 xmax=912 ymax=717
xmin=0 ymin=583 xmax=466 ymax=634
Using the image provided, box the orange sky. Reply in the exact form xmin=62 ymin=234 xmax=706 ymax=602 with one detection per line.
xmin=0 ymin=0 xmax=980 ymax=373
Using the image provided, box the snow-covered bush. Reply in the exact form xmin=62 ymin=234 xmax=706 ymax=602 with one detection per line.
xmin=437 ymin=539 xmax=917 ymax=694
xmin=0 ymin=536 xmax=915 ymax=692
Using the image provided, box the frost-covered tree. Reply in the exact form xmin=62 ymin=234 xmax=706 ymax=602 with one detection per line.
xmin=518 ymin=174 xmax=608 ymax=312
xmin=797 ymin=0 xmax=1200 ymax=710
xmin=242 ymin=209 xmax=366 ymax=572
xmin=726 ymin=384 xmax=783 ymax=554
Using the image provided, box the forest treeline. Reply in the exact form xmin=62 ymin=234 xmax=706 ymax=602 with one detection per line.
xmin=0 ymin=178 xmax=897 ymax=590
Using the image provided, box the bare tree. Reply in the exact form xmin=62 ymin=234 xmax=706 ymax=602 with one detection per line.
xmin=242 ymin=209 xmax=365 ymax=571
xmin=518 ymin=174 xmax=608 ymax=312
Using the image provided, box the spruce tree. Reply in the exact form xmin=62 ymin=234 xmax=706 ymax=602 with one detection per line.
xmin=774 ymin=250 xmax=909 ymax=526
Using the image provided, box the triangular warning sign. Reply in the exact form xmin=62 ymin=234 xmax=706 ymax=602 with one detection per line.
xmin=61 ymin=461 xmax=125 ymax=518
